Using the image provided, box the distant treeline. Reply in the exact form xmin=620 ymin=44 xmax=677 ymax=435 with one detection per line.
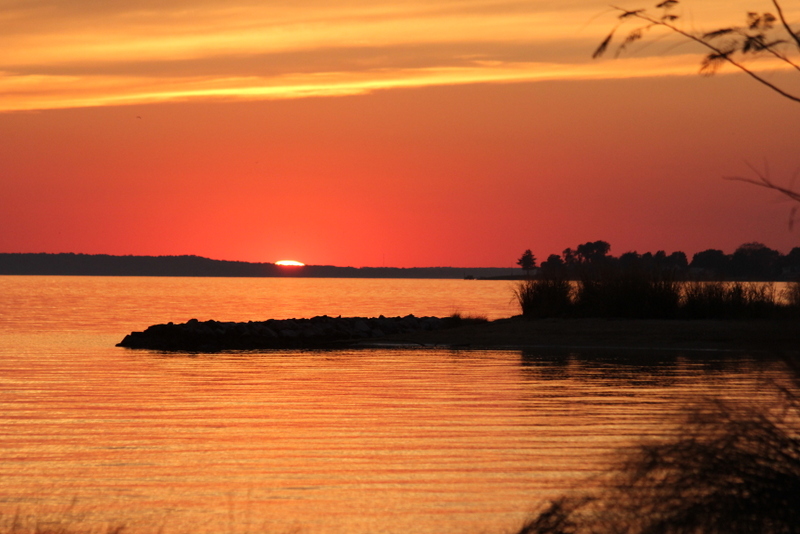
xmin=531 ymin=241 xmax=800 ymax=281
xmin=0 ymin=253 xmax=516 ymax=279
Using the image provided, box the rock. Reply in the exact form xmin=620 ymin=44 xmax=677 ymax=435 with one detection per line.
xmin=116 ymin=314 xmax=484 ymax=352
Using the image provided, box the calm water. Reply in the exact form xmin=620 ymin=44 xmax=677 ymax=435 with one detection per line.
xmin=0 ymin=276 xmax=790 ymax=534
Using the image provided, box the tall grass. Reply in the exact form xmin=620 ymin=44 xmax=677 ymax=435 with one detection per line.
xmin=516 ymin=360 xmax=800 ymax=534
xmin=514 ymin=276 xmax=799 ymax=319
xmin=574 ymin=269 xmax=681 ymax=319
xmin=784 ymin=280 xmax=800 ymax=309
xmin=682 ymin=281 xmax=781 ymax=319
xmin=513 ymin=277 xmax=572 ymax=318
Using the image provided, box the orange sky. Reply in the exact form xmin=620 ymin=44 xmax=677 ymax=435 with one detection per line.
xmin=1 ymin=0 xmax=799 ymax=267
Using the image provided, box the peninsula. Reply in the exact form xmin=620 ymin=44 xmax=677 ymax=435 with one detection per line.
xmin=117 ymin=315 xmax=800 ymax=353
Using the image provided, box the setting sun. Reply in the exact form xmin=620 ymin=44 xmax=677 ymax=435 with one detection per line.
xmin=0 ymin=0 xmax=797 ymax=267
xmin=275 ymin=260 xmax=305 ymax=267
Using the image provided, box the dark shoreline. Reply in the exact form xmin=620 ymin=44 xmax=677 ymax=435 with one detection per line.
xmin=367 ymin=317 xmax=800 ymax=353
xmin=117 ymin=315 xmax=484 ymax=352
xmin=118 ymin=316 xmax=800 ymax=353
xmin=0 ymin=253 xmax=515 ymax=279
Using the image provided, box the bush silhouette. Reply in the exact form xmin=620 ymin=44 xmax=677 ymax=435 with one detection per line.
xmin=516 ymin=359 xmax=800 ymax=534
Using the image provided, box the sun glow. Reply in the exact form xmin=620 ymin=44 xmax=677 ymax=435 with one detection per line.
xmin=275 ymin=260 xmax=305 ymax=266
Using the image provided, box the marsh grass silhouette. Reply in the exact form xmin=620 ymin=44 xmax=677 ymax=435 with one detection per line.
xmin=513 ymin=277 xmax=573 ymax=318
xmin=516 ymin=359 xmax=800 ymax=534
xmin=515 ymin=276 xmax=799 ymax=319
xmin=682 ymin=280 xmax=782 ymax=319
xmin=448 ymin=311 xmax=490 ymax=323
xmin=574 ymin=268 xmax=681 ymax=319
xmin=784 ymin=280 xmax=800 ymax=308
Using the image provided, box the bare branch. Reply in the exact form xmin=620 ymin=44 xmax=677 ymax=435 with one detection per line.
xmin=592 ymin=2 xmax=800 ymax=211
xmin=725 ymin=177 xmax=800 ymax=202
xmin=724 ymin=162 xmax=800 ymax=203
xmin=655 ymin=0 xmax=678 ymax=8
xmin=772 ymin=0 xmax=800 ymax=51
xmin=595 ymin=3 xmax=800 ymax=104
xmin=619 ymin=9 xmax=645 ymax=19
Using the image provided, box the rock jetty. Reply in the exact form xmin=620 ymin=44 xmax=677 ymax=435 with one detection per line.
xmin=117 ymin=315 xmax=474 ymax=351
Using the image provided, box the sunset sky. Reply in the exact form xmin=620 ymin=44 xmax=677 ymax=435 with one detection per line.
xmin=1 ymin=0 xmax=799 ymax=267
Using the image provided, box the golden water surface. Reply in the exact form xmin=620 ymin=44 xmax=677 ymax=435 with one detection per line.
xmin=0 ymin=276 xmax=787 ymax=534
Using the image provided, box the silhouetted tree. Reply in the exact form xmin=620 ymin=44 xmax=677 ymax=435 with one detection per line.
xmin=783 ymin=246 xmax=800 ymax=276
xmin=517 ymin=249 xmax=537 ymax=277
xmin=667 ymin=251 xmax=689 ymax=270
xmin=533 ymin=242 xmax=800 ymax=281
xmin=562 ymin=248 xmax=576 ymax=267
xmin=618 ymin=251 xmax=641 ymax=270
xmin=691 ymin=248 xmax=730 ymax=277
xmin=575 ymin=240 xmax=611 ymax=264
xmin=731 ymin=241 xmax=782 ymax=279
xmin=540 ymin=254 xmax=566 ymax=278
xmin=616 ymin=250 xmax=688 ymax=275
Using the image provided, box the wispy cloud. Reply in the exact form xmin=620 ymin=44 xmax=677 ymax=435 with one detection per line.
xmin=0 ymin=0 xmax=774 ymax=111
